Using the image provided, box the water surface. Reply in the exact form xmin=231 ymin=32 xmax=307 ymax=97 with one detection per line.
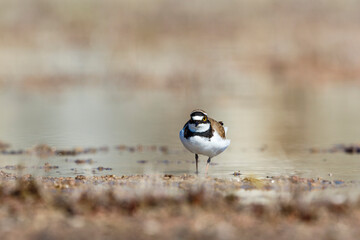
xmin=0 ymin=83 xmax=359 ymax=180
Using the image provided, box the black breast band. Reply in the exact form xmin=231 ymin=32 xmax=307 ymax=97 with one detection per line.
xmin=183 ymin=123 xmax=213 ymax=139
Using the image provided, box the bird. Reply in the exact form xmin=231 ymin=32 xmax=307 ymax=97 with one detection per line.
xmin=179 ymin=109 xmax=230 ymax=174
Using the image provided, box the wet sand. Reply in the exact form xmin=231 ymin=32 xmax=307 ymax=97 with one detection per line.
xmin=1 ymin=171 xmax=360 ymax=240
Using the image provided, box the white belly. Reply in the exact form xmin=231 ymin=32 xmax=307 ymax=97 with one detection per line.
xmin=179 ymin=129 xmax=230 ymax=158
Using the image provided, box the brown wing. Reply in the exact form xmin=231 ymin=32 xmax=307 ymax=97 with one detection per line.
xmin=209 ymin=118 xmax=226 ymax=139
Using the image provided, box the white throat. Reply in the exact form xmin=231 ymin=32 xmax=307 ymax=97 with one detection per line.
xmin=188 ymin=123 xmax=210 ymax=133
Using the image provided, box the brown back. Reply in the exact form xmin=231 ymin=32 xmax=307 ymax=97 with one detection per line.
xmin=209 ymin=118 xmax=226 ymax=139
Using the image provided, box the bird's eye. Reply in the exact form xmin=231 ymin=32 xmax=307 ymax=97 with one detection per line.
xmin=203 ymin=116 xmax=207 ymax=121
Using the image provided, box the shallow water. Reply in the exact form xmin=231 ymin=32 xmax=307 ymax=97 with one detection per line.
xmin=0 ymin=83 xmax=360 ymax=180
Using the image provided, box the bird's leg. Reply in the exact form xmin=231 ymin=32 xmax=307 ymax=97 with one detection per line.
xmin=205 ymin=157 xmax=211 ymax=175
xmin=195 ymin=154 xmax=199 ymax=174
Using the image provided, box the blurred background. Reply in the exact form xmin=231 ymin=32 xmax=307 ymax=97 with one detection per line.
xmin=0 ymin=0 xmax=360 ymax=179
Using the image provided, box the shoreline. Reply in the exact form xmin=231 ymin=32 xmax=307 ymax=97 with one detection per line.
xmin=0 ymin=171 xmax=359 ymax=239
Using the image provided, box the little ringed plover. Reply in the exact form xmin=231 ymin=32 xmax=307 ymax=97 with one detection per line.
xmin=179 ymin=109 xmax=230 ymax=174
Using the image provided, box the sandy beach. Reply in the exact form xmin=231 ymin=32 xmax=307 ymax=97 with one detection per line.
xmin=0 ymin=171 xmax=359 ymax=240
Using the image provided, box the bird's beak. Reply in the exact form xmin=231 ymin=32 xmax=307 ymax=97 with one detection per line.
xmin=195 ymin=122 xmax=199 ymax=127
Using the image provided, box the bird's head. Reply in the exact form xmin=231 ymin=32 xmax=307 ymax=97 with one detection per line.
xmin=189 ymin=109 xmax=210 ymax=132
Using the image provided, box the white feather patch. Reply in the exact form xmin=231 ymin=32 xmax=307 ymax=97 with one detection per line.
xmin=188 ymin=123 xmax=210 ymax=132
xmin=192 ymin=116 xmax=204 ymax=121
xmin=179 ymin=127 xmax=231 ymax=158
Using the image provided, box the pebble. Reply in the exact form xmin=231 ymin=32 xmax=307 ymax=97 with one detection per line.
xmin=233 ymin=171 xmax=241 ymax=176
xmin=74 ymin=159 xmax=93 ymax=164
xmin=96 ymin=167 xmax=112 ymax=171
xmin=137 ymin=160 xmax=148 ymax=164
xmin=334 ymin=180 xmax=344 ymax=185
xmin=159 ymin=146 xmax=169 ymax=154
xmin=75 ymin=175 xmax=86 ymax=180
xmin=0 ymin=141 xmax=10 ymax=150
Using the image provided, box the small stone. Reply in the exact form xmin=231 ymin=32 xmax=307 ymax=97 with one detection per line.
xmin=159 ymin=146 xmax=169 ymax=154
xmin=137 ymin=160 xmax=148 ymax=164
xmin=0 ymin=141 xmax=10 ymax=150
xmin=116 ymin=145 xmax=127 ymax=151
xmin=75 ymin=175 xmax=86 ymax=180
